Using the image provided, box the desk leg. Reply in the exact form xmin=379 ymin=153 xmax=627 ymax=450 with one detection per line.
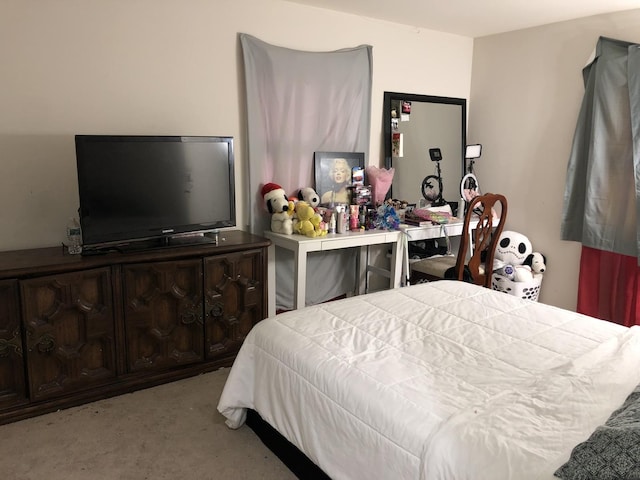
xmin=356 ymin=246 xmax=366 ymax=295
xmin=390 ymin=236 xmax=404 ymax=289
xmin=293 ymin=248 xmax=307 ymax=310
xmin=267 ymin=242 xmax=276 ymax=317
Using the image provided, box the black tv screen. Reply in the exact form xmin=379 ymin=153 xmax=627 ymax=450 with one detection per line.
xmin=75 ymin=135 xmax=235 ymax=251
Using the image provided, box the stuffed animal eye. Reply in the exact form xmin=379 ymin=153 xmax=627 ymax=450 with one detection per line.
xmin=518 ymin=243 xmax=527 ymax=254
xmin=500 ymin=238 xmax=510 ymax=248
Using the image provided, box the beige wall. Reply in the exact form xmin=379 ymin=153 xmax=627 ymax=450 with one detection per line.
xmin=5 ymin=0 xmax=639 ymax=312
xmin=0 ymin=0 xmax=472 ymax=251
xmin=469 ymin=10 xmax=640 ymax=309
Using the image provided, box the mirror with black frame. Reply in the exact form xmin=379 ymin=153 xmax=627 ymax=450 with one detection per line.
xmin=383 ymin=92 xmax=466 ymax=214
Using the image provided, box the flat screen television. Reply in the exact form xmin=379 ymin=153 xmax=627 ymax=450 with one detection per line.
xmin=75 ymin=135 xmax=235 ymax=253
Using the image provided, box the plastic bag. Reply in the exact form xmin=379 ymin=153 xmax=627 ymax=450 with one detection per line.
xmin=366 ymin=166 xmax=394 ymax=205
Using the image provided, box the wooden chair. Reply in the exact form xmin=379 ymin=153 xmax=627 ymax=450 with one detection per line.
xmin=410 ymin=192 xmax=508 ymax=288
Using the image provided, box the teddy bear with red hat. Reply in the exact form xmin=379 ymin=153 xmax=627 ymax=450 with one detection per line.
xmin=261 ymin=182 xmax=293 ymax=235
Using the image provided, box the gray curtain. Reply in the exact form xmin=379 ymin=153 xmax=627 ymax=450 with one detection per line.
xmin=240 ymin=34 xmax=373 ymax=310
xmin=561 ymin=36 xmax=640 ymax=259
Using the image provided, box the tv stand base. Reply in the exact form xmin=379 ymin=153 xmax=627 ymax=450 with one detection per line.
xmin=83 ymin=231 xmax=223 ymax=255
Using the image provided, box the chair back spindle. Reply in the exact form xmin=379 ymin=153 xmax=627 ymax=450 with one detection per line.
xmin=454 ymin=193 xmax=508 ymax=287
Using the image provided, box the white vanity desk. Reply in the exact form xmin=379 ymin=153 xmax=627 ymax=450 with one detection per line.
xmin=264 ymin=216 xmax=471 ymax=317
xmin=264 ymin=229 xmax=402 ymax=317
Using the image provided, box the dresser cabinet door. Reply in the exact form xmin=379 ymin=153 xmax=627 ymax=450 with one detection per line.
xmin=0 ymin=280 xmax=28 ymax=409
xmin=21 ymin=268 xmax=117 ymax=401
xmin=204 ymin=249 xmax=265 ymax=359
xmin=123 ymin=259 xmax=204 ymax=372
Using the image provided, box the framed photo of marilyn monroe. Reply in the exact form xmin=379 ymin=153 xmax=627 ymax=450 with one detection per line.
xmin=314 ymin=151 xmax=365 ymax=206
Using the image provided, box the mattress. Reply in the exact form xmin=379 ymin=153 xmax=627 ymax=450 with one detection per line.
xmin=218 ymin=281 xmax=640 ymax=480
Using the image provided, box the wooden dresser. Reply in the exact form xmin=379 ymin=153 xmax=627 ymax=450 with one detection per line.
xmin=0 ymin=230 xmax=269 ymax=424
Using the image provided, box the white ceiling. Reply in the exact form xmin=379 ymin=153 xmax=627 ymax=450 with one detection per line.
xmin=285 ymin=0 xmax=640 ymax=37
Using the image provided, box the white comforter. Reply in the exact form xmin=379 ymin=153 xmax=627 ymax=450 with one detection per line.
xmin=218 ymin=281 xmax=640 ymax=480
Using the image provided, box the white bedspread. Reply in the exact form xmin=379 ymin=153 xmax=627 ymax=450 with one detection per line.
xmin=218 ymin=281 xmax=640 ymax=480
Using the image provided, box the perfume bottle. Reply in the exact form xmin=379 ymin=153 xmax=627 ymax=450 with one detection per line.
xmin=66 ymin=218 xmax=82 ymax=255
xmin=329 ymin=213 xmax=336 ymax=234
xmin=349 ymin=205 xmax=359 ymax=230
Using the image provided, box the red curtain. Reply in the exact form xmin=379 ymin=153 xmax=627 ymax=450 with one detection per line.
xmin=577 ymin=246 xmax=640 ymax=326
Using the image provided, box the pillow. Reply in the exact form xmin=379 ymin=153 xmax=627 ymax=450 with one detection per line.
xmin=554 ymin=385 xmax=640 ymax=480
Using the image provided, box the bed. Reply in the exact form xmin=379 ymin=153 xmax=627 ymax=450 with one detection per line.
xmin=217 ymin=281 xmax=640 ymax=479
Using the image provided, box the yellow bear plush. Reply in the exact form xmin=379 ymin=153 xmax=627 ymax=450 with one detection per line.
xmin=309 ymin=211 xmax=326 ymax=236
xmin=294 ymin=201 xmax=326 ymax=237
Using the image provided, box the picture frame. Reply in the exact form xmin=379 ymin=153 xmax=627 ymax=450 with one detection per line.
xmin=314 ymin=151 xmax=365 ymax=206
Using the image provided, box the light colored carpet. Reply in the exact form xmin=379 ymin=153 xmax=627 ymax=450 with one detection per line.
xmin=0 ymin=367 xmax=296 ymax=480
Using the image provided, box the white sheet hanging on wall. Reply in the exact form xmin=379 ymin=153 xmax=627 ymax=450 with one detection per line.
xmin=240 ymin=34 xmax=373 ymax=310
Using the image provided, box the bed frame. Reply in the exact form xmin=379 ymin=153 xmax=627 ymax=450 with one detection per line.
xmin=246 ymin=409 xmax=330 ymax=479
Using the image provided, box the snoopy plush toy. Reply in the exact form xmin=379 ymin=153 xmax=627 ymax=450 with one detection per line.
xmin=261 ymin=182 xmax=293 ymax=235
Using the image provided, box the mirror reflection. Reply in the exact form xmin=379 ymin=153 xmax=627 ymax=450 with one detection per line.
xmin=383 ymin=92 xmax=466 ymax=210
